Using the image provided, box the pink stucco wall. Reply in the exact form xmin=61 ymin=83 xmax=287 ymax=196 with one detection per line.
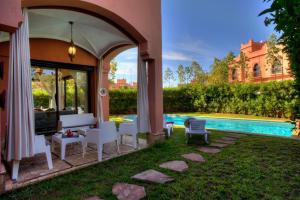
xmin=0 ymin=0 xmax=22 ymax=32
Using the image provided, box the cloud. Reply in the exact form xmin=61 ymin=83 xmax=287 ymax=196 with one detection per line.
xmin=116 ymin=61 xmax=137 ymax=76
xmin=163 ymin=51 xmax=194 ymax=61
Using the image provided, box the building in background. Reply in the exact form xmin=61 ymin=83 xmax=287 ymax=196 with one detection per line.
xmin=109 ymin=79 xmax=137 ymax=89
xmin=228 ymin=39 xmax=293 ymax=83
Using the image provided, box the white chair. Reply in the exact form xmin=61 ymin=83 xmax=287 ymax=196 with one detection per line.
xmin=83 ymin=121 xmax=120 ymax=161
xmin=185 ymin=119 xmax=209 ymax=144
xmin=163 ymin=119 xmax=174 ymax=137
xmin=12 ymin=135 xmax=53 ymax=181
xmin=118 ymin=117 xmax=138 ymax=149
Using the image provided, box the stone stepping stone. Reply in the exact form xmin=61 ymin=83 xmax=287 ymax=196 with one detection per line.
xmin=182 ymin=153 xmax=206 ymax=162
xmin=85 ymin=196 xmax=103 ymax=200
xmin=159 ymin=160 xmax=188 ymax=172
xmin=112 ymin=183 xmax=146 ymax=200
xmin=222 ymin=137 xmax=238 ymax=141
xmin=210 ymin=142 xmax=229 ymax=148
xmin=132 ymin=169 xmax=174 ymax=184
xmin=215 ymin=139 xmax=235 ymax=144
xmin=198 ymin=147 xmax=221 ymax=154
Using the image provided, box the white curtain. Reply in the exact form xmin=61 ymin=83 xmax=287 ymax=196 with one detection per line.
xmin=7 ymin=8 xmax=35 ymax=161
xmin=96 ymin=59 xmax=104 ymax=125
xmin=137 ymin=56 xmax=151 ymax=133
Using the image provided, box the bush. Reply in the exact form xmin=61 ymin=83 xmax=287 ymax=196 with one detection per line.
xmin=109 ymin=80 xmax=298 ymax=119
xmin=33 ymin=89 xmax=50 ymax=108
xmin=109 ymin=89 xmax=137 ymax=114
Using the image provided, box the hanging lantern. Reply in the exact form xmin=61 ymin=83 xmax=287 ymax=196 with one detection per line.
xmin=68 ymin=21 xmax=76 ymax=61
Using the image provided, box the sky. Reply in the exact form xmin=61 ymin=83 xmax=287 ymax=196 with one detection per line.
xmin=114 ymin=0 xmax=275 ymax=86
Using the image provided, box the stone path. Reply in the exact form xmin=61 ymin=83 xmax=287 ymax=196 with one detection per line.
xmin=221 ymin=137 xmax=238 ymax=141
xmin=198 ymin=147 xmax=221 ymax=154
xmin=109 ymin=133 xmax=245 ymax=199
xmin=214 ymin=139 xmax=235 ymax=144
xmin=159 ymin=160 xmax=188 ymax=172
xmin=182 ymin=153 xmax=206 ymax=162
xmin=112 ymin=183 xmax=146 ymax=200
xmin=210 ymin=142 xmax=229 ymax=148
xmin=85 ymin=196 xmax=103 ymax=200
xmin=132 ymin=169 xmax=174 ymax=184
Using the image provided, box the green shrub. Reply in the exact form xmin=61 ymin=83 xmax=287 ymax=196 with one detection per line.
xmin=33 ymin=89 xmax=50 ymax=108
xmin=109 ymin=89 xmax=137 ymax=114
xmin=109 ymin=81 xmax=297 ymax=119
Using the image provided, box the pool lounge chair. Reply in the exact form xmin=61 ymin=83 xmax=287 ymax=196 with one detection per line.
xmin=163 ymin=119 xmax=174 ymax=137
xmin=185 ymin=119 xmax=209 ymax=144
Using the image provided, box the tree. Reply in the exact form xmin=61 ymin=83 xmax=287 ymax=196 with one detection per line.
xmin=265 ymin=33 xmax=283 ymax=80
xmin=109 ymin=59 xmax=118 ymax=83
xmin=177 ymin=64 xmax=185 ymax=85
xmin=164 ymin=67 xmax=175 ymax=87
xmin=208 ymin=52 xmax=234 ymax=84
xmin=184 ymin=65 xmax=193 ymax=84
xmin=260 ymin=0 xmax=300 ymax=92
xmin=236 ymin=51 xmax=249 ymax=81
xmin=190 ymin=61 xmax=206 ymax=84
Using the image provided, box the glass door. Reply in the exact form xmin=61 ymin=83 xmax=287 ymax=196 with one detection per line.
xmin=58 ymin=69 xmax=89 ymax=115
xmin=31 ymin=64 xmax=90 ymax=135
xmin=32 ymin=67 xmax=58 ymax=134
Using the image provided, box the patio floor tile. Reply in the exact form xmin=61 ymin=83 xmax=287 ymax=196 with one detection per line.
xmin=214 ymin=139 xmax=235 ymax=144
xmin=9 ymin=154 xmax=71 ymax=183
xmin=132 ymin=169 xmax=174 ymax=184
xmin=159 ymin=160 xmax=188 ymax=172
xmin=198 ymin=147 xmax=221 ymax=154
xmin=112 ymin=183 xmax=146 ymax=200
xmin=182 ymin=153 xmax=206 ymax=162
xmin=210 ymin=143 xmax=229 ymax=148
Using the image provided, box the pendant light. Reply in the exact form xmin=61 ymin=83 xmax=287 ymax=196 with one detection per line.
xmin=68 ymin=21 xmax=76 ymax=61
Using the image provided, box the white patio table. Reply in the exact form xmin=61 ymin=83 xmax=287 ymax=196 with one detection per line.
xmin=51 ymin=133 xmax=86 ymax=160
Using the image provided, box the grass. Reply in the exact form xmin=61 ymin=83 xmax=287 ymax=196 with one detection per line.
xmin=2 ymin=129 xmax=300 ymax=200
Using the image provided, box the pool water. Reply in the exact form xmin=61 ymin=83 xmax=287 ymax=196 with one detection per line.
xmin=124 ymin=114 xmax=294 ymax=137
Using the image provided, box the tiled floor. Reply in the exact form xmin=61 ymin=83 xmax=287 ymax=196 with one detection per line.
xmin=4 ymin=136 xmax=148 ymax=192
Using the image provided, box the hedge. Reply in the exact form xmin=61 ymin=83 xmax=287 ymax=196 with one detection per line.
xmin=109 ymin=89 xmax=137 ymax=114
xmin=109 ymin=81 xmax=297 ymax=119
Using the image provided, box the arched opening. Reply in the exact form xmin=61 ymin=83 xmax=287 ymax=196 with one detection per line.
xmin=253 ymin=63 xmax=261 ymax=77
xmin=271 ymin=59 xmax=282 ymax=74
xmin=232 ymin=68 xmax=238 ymax=80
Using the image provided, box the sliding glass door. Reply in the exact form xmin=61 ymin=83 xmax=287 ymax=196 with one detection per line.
xmin=32 ymin=67 xmax=58 ymax=134
xmin=31 ymin=62 xmax=91 ymax=134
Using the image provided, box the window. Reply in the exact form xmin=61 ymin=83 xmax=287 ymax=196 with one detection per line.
xmin=253 ymin=64 xmax=260 ymax=77
xmin=272 ymin=59 xmax=282 ymax=74
xmin=32 ymin=62 xmax=90 ymax=134
xmin=232 ymin=69 xmax=238 ymax=80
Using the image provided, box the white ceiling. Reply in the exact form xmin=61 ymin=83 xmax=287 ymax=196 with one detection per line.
xmin=0 ymin=9 xmax=134 ymax=58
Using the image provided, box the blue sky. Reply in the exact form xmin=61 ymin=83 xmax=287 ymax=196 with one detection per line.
xmin=114 ymin=0 xmax=275 ymax=86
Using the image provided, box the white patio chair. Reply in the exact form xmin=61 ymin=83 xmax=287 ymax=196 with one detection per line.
xmin=83 ymin=121 xmax=120 ymax=161
xmin=185 ymin=119 xmax=209 ymax=144
xmin=118 ymin=117 xmax=138 ymax=149
xmin=12 ymin=135 xmax=53 ymax=181
xmin=163 ymin=119 xmax=174 ymax=137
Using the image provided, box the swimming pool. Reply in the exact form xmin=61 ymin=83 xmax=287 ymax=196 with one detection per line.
xmin=124 ymin=114 xmax=294 ymax=137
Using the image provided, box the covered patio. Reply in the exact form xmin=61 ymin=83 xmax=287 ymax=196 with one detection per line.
xmin=0 ymin=0 xmax=163 ymax=193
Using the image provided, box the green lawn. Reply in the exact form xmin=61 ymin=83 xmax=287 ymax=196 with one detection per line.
xmin=2 ymin=129 xmax=300 ymax=200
